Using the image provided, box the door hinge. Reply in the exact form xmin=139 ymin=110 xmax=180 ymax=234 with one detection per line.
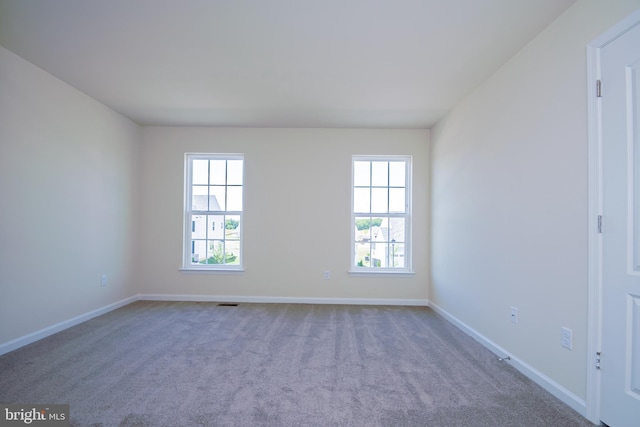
xmin=598 ymin=215 xmax=603 ymax=233
xmin=596 ymin=351 xmax=601 ymax=370
xmin=596 ymin=80 xmax=602 ymax=97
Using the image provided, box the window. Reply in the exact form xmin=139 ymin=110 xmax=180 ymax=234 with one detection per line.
xmin=183 ymin=154 xmax=243 ymax=270
xmin=352 ymin=156 xmax=412 ymax=273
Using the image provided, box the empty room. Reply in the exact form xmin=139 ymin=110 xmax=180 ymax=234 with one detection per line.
xmin=1 ymin=0 xmax=640 ymax=425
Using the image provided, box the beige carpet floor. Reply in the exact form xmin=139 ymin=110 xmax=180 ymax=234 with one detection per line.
xmin=0 ymin=301 xmax=594 ymax=426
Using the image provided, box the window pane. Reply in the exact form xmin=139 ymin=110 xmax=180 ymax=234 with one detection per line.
xmin=227 ymin=160 xmax=243 ymax=185
xmin=355 ymin=217 xmax=372 ymax=241
xmin=207 ymin=240 xmax=224 ymax=264
xmin=388 ymin=217 xmax=405 ymax=243
xmin=227 ymin=186 xmax=243 ymax=211
xmin=389 ymin=188 xmax=405 ymax=213
xmin=389 ymin=161 xmax=405 ymax=187
xmin=210 ymin=160 xmax=226 ymax=185
xmin=209 ymin=186 xmax=225 ymax=211
xmin=192 ymin=215 xmax=206 ymax=239
xmin=371 ymin=188 xmax=388 ymax=213
xmin=191 ymin=186 xmax=208 ymax=211
xmin=192 ymin=240 xmax=206 ymax=264
xmin=371 ymin=217 xmax=384 ymax=232
xmin=355 ymin=241 xmax=371 ymax=267
xmin=225 ymin=215 xmax=241 ymax=239
xmin=208 ymin=215 xmax=224 ymax=239
xmin=370 ymin=241 xmax=386 ymax=267
xmin=354 ymin=161 xmax=370 ymax=186
xmin=353 ymin=188 xmax=370 ymax=213
xmin=371 ymin=161 xmax=388 ymax=186
xmin=370 ymin=218 xmax=385 ymax=242
xmin=225 ymin=240 xmax=240 ymax=264
xmin=390 ymin=242 xmax=405 ymax=268
xmin=193 ymin=160 xmax=209 ymax=185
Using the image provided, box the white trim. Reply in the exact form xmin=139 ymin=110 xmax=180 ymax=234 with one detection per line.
xmin=0 ymin=296 xmax=138 ymax=357
xmin=183 ymin=153 xmax=245 ymax=270
xmin=351 ymin=155 xmax=413 ymax=273
xmin=586 ymin=9 xmax=640 ymax=424
xmin=589 ymin=9 xmax=640 ymax=49
xmin=586 ymin=36 xmax=604 ymax=426
xmin=348 ymin=270 xmax=415 ymax=277
xmin=428 ymin=301 xmax=587 ymax=418
xmin=627 ymin=61 xmax=640 ymax=275
xmin=179 ymin=267 xmax=245 ymax=274
xmin=138 ymin=293 xmax=428 ymax=306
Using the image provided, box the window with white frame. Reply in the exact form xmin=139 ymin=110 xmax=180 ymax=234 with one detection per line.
xmin=183 ymin=154 xmax=243 ymax=270
xmin=352 ymin=156 xmax=412 ymax=273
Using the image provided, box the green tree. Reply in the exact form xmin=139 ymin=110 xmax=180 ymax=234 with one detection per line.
xmin=205 ymin=245 xmax=237 ymax=264
xmin=355 ymin=218 xmax=383 ymax=230
xmin=356 ymin=219 xmax=371 ymax=230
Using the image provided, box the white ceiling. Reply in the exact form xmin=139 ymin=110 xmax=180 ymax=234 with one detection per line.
xmin=0 ymin=0 xmax=576 ymax=128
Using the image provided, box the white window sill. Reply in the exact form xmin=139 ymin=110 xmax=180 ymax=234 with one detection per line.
xmin=348 ymin=270 xmax=415 ymax=277
xmin=180 ymin=267 xmax=245 ymax=274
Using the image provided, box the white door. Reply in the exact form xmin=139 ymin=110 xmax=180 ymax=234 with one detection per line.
xmin=600 ymin=20 xmax=640 ymax=427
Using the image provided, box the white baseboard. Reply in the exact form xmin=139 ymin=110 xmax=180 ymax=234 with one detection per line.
xmin=138 ymin=293 xmax=428 ymax=307
xmin=0 ymin=295 xmax=138 ymax=357
xmin=427 ymin=301 xmax=587 ymax=418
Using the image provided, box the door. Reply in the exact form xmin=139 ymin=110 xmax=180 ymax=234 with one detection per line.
xmin=600 ymin=20 xmax=640 ymax=427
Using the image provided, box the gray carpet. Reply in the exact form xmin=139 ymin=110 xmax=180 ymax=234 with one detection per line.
xmin=0 ymin=301 xmax=593 ymax=426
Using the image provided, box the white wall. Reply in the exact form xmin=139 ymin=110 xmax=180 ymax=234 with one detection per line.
xmin=138 ymin=127 xmax=429 ymax=302
xmin=0 ymin=46 xmax=141 ymax=346
xmin=431 ymin=0 xmax=640 ymax=405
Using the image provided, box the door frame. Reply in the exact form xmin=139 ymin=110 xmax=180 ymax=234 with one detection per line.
xmin=587 ymin=9 xmax=640 ymax=424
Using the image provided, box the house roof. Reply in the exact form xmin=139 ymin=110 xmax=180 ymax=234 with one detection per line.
xmin=192 ymin=195 xmax=222 ymax=212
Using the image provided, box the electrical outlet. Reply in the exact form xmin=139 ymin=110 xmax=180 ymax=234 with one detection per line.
xmin=510 ymin=306 xmax=518 ymax=324
xmin=101 ymin=274 xmax=107 ymax=287
xmin=561 ymin=327 xmax=573 ymax=350
xmin=323 ymin=270 xmax=330 ymax=280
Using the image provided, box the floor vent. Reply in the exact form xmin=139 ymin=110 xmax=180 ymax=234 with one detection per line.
xmin=217 ymin=303 xmax=238 ymax=307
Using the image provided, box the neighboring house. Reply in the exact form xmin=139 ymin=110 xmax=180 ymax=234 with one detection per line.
xmin=370 ymin=218 xmax=405 ymax=268
xmin=191 ymin=194 xmax=221 ymax=212
xmin=190 ymin=195 xmax=224 ymax=263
